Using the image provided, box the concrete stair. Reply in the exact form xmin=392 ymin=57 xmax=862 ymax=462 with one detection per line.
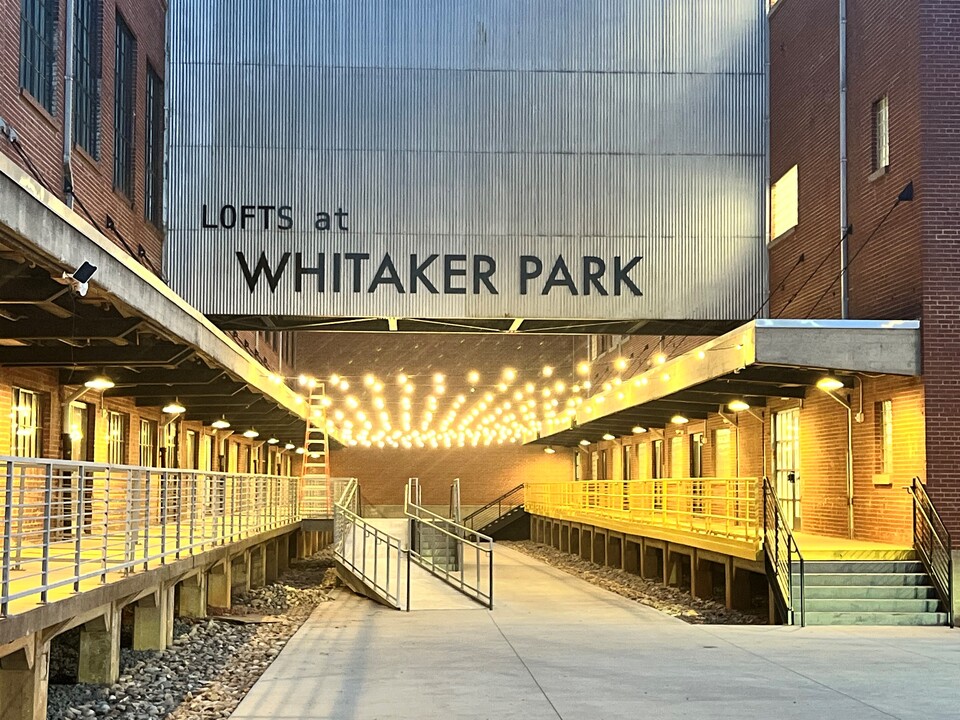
xmin=417 ymin=523 xmax=459 ymax=571
xmin=792 ymin=560 xmax=948 ymax=626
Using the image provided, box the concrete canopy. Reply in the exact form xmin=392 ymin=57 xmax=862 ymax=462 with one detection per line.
xmin=0 ymin=155 xmax=317 ymax=445
xmin=529 ymin=319 xmax=921 ymax=447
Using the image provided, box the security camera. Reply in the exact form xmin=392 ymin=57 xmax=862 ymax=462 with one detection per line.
xmin=63 ymin=261 xmax=97 ymax=297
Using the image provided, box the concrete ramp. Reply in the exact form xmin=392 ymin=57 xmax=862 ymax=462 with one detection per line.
xmin=338 ymin=518 xmax=485 ymax=611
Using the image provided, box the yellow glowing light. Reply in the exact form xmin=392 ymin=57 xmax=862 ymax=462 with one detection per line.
xmin=503 ymin=368 xmax=517 ymax=382
xmin=816 ymin=377 xmax=845 ymax=392
xmin=614 ymin=357 xmax=628 ymax=372
xmin=656 ymin=354 xmax=667 ymax=365
xmin=632 ymin=426 xmax=647 ymax=434
xmin=554 ymin=381 xmax=566 ymax=393
xmin=364 ymin=374 xmax=375 ymax=386
xmin=728 ymin=400 xmax=751 ymax=413
xmin=542 ymin=365 xmax=554 ymax=378
xmin=339 ymin=380 xmax=350 ymax=392
xmin=697 ymin=351 xmax=706 ymax=360
xmin=434 ymin=373 xmax=445 ymax=384
xmin=577 ymin=361 xmax=591 ymax=376
xmin=404 ymin=384 xmax=415 ymax=394
xmin=544 ymin=446 xmax=556 ymax=454
xmin=397 ymin=373 xmax=408 ymax=385
xmin=602 ymin=433 xmax=616 ymax=441
xmin=468 ymin=371 xmax=480 ymax=385
xmin=671 ymin=414 xmax=689 ymax=425
xmin=330 ymin=374 xmax=340 ymax=385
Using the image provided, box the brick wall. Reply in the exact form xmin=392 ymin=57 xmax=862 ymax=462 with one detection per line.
xmin=918 ymin=0 xmax=960 ymax=538
xmin=330 ymin=444 xmax=574 ymax=511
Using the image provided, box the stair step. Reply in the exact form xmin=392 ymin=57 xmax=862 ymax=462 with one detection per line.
xmin=793 ymin=561 xmax=925 ymax=574
xmin=802 ymin=585 xmax=939 ymax=600
xmin=797 ymin=573 xmax=931 ymax=587
xmin=802 ymin=611 xmax=949 ymax=626
xmin=803 ymin=598 xmax=942 ymax=613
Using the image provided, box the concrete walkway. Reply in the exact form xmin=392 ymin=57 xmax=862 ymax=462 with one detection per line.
xmin=232 ymin=546 xmax=960 ymax=720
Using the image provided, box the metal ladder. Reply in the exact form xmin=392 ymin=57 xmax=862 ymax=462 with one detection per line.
xmin=300 ymin=382 xmax=331 ymax=517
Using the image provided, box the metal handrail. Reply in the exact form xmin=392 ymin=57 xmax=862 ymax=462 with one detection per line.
xmin=762 ymin=477 xmax=805 ymax=627
xmin=463 ymin=484 xmax=524 ymax=531
xmin=0 ymin=456 xmax=300 ymax=617
xmin=908 ymin=477 xmax=953 ymax=627
xmin=405 ymin=478 xmax=494 ymax=608
xmin=334 ymin=478 xmax=410 ymax=611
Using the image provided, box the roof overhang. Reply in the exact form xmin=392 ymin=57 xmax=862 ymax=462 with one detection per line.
xmin=0 ymin=154 xmax=328 ymax=446
xmin=530 ymin=319 xmax=921 ymax=446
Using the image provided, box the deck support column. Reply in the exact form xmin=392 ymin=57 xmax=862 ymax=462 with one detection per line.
xmin=265 ymin=541 xmax=279 ymax=584
xmin=78 ymin=606 xmax=121 ymax=684
xmin=179 ymin=573 xmax=207 ymax=619
xmin=208 ymin=559 xmax=232 ymax=610
xmin=692 ymin=552 xmax=713 ymax=600
xmin=249 ymin=545 xmax=266 ymax=589
xmin=0 ymin=633 xmax=50 ymax=720
xmin=278 ymin=534 xmax=290 ymax=574
xmin=233 ymin=552 xmax=251 ymax=595
xmin=133 ymin=587 xmax=173 ymax=651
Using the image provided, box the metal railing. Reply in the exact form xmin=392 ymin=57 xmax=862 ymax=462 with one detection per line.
xmin=762 ymin=477 xmax=805 ymax=627
xmin=908 ymin=477 xmax=953 ymax=627
xmin=524 ymin=477 xmax=760 ymax=545
xmin=301 ymin=474 xmax=335 ymax=519
xmin=405 ymin=478 xmax=493 ymax=609
xmin=333 ymin=477 xmax=409 ymax=610
xmin=463 ymin=484 xmax=524 ymax=533
xmin=0 ymin=456 xmax=299 ymax=616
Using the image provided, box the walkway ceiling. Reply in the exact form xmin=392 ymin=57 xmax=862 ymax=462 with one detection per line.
xmin=530 ymin=320 xmax=921 ymax=447
xmin=0 ymin=158 xmax=320 ymax=448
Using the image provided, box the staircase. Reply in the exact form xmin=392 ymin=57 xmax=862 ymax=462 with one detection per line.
xmin=463 ymin=485 xmax=528 ymax=540
xmin=797 ymin=560 xmax=948 ymax=626
xmin=416 ymin=522 xmax=459 ymax=571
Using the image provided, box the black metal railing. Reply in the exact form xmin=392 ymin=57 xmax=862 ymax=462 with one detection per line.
xmin=762 ymin=477 xmax=805 ymax=626
xmin=463 ymin=484 xmax=524 ymax=532
xmin=908 ymin=477 xmax=954 ymax=627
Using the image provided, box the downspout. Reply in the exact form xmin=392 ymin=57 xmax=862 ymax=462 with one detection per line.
xmin=838 ymin=0 xmax=849 ymax=318
xmin=846 ymin=401 xmax=854 ymax=539
xmin=62 ymin=0 xmax=76 ymax=209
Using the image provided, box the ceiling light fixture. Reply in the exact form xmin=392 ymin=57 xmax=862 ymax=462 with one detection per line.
xmin=84 ymin=375 xmax=115 ymax=390
xmin=728 ymin=400 xmax=751 ymax=413
xmin=211 ymin=417 xmax=230 ymax=430
xmin=162 ymin=400 xmax=186 ymax=415
xmin=671 ymin=414 xmax=689 ymax=425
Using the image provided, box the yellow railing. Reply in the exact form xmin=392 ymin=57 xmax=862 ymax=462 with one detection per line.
xmin=525 ymin=477 xmax=761 ymax=546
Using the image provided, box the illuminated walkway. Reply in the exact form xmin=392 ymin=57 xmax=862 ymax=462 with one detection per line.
xmin=232 ymin=547 xmax=960 ymax=720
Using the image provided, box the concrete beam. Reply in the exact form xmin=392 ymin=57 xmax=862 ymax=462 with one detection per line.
xmin=0 ymin=632 xmax=48 ymax=720
xmin=78 ymin=605 xmax=120 ymax=685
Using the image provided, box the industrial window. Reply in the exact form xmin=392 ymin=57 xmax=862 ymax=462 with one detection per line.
xmin=139 ymin=419 xmax=157 ymax=466
xmin=875 ymin=400 xmax=894 ymax=476
xmin=19 ymin=0 xmax=57 ymax=113
xmin=770 ymin=165 xmax=798 ymax=242
xmin=113 ymin=13 xmax=136 ymax=198
xmin=873 ymin=96 xmax=890 ymax=172
xmin=145 ymin=64 xmax=164 ymax=227
xmin=106 ymin=411 xmax=127 ymax=464
xmin=11 ymin=388 xmax=42 ymax=457
xmin=73 ymin=0 xmax=101 ymax=156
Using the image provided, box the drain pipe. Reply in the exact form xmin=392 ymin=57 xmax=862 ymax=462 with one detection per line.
xmin=838 ymin=0 xmax=849 ymax=318
xmin=62 ymin=0 xmax=76 ymax=209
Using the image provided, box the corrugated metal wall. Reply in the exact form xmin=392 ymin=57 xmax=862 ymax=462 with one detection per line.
xmin=164 ymin=0 xmax=768 ymax=322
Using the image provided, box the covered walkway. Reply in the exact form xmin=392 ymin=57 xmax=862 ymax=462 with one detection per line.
xmin=231 ymin=546 xmax=960 ymax=720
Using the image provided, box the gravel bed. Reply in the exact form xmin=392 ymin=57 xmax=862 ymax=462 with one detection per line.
xmin=47 ymin=549 xmax=338 ymax=720
xmin=502 ymin=541 xmax=765 ymax=625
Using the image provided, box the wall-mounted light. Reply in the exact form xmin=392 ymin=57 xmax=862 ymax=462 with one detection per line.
xmin=211 ymin=417 xmax=230 ymax=430
xmin=728 ymin=400 xmax=751 ymax=413
xmin=162 ymin=400 xmax=186 ymax=415
xmin=671 ymin=414 xmax=689 ymax=425
xmin=84 ymin=376 xmax=115 ymax=390
xmin=816 ymin=376 xmax=845 ymax=392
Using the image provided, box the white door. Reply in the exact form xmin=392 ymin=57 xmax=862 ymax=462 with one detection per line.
xmin=773 ymin=408 xmax=801 ymax=529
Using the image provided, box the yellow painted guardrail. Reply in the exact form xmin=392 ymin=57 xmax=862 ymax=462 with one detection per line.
xmin=525 ymin=477 xmax=760 ymax=546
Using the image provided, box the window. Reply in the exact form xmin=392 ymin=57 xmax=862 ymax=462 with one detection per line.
xmin=11 ymin=388 xmax=42 ymax=457
xmin=651 ymin=440 xmax=663 ymax=480
xmin=113 ymin=13 xmax=136 ymax=197
xmin=68 ymin=401 xmax=90 ymax=461
xmin=163 ymin=422 xmax=178 ymax=468
xmin=873 ymin=96 xmax=890 ymax=172
xmin=875 ymin=400 xmax=894 ymax=476
xmin=770 ymin=165 xmax=798 ymax=242
xmin=139 ymin=419 xmax=157 ymax=466
xmin=106 ymin=411 xmax=127 ymax=464
xmin=145 ymin=65 xmax=164 ymax=226
xmin=73 ymin=0 xmax=101 ymax=156
xmin=19 ymin=0 xmax=57 ymax=113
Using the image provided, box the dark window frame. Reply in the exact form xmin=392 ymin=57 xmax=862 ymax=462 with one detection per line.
xmin=144 ymin=63 xmax=164 ymax=227
xmin=73 ymin=0 xmax=102 ymax=157
xmin=19 ymin=0 xmax=58 ymax=113
xmin=113 ymin=12 xmax=136 ymax=198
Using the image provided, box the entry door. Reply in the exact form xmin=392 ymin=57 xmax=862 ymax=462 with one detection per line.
xmin=773 ymin=408 xmax=801 ymax=529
